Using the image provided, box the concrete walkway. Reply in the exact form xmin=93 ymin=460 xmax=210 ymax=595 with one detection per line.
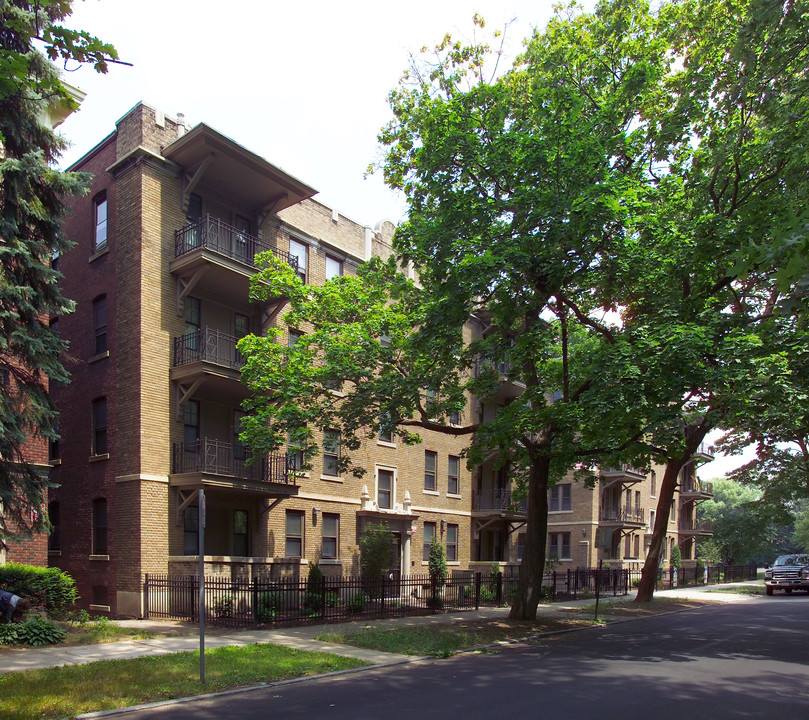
xmin=0 ymin=582 xmax=761 ymax=674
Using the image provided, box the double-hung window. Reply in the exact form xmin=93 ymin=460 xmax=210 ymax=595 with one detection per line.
xmin=424 ymin=450 xmax=437 ymax=491
xmin=289 ymin=238 xmax=307 ymax=282
xmin=322 ymin=513 xmax=339 ymax=559
xmin=549 ymin=483 xmax=571 ymax=512
xmin=285 ymin=511 xmax=303 ymax=557
xmin=92 ymin=398 xmax=107 ymax=455
xmin=323 ymin=429 xmax=340 ymax=476
xmin=325 ymin=254 xmax=343 ymax=280
xmin=447 ymin=455 xmax=460 ymax=495
xmin=423 ymin=521 xmax=436 ymax=561
xmin=93 ymin=193 xmax=108 ymax=252
xmin=93 ymin=296 xmax=107 ymax=354
xmin=446 ymin=524 xmax=458 ymax=561
xmin=377 ymin=469 xmax=394 ymax=509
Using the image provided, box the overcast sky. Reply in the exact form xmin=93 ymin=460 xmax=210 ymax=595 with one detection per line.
xmin=54 ymin=0 xmax=756 ymax=479
xmin=56 ymin=0 xmax=565 ymax=225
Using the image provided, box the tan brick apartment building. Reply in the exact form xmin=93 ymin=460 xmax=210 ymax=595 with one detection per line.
xmin=48 ymin=102 xmax=713 ymax=616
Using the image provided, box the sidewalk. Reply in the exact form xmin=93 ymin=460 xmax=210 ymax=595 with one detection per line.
xmin=0 ymin=582 xmax=761 ymax=674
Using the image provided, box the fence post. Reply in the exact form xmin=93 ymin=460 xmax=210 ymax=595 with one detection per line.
xmin=474 ymin=572 xmax=481 ymax=610
xmin=143 ymin=574 xmax=149 ymax=620
xmin=320 ymin=574 xmax=327 ymax=618
xmin=496 ymin=572 xmax=503 ymax=607
xmin=252 ymin=578 xmax=258 ymax=626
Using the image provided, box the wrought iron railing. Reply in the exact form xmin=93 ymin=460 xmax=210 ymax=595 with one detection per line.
xmin=174 ymin=215 xmax=298 ymax=270
xmin=600 ymin=506 xmax=646 ymax=523
xmin=173 ymin=327 xmax=245 ymax=370
xmin=171 ymin=438 xmax=294 ymax=485
xmin=472 ymin=489 xmax=527 ymax=513
xmin=679 ymin=519 xmax=713 ymax=533
xmin=680 ymin=478 xmax=714 ymax=496
xmin=602 ymin=464 xmax=646 ymax=477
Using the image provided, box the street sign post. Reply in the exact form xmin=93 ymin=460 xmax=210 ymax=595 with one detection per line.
xmin=198 ymin=488 xmax=206 ymax=684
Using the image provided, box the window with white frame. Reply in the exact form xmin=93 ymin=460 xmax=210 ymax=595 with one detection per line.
xmin=325 ymin=254 xmax=343 ymax=280
xmin=93 ymin=192 xmax=108 ymax=251
xmin=377 ymin=468 xmax=394 ymax=509
xmin=322 ymin=429 xmax=340 ymax=476
xmin=424 ymin=450 xmax=437 ymax=491
xmin=446 ymin=524 xmax=458 ymax=561
xmin=289 ymin=238 xmax=307 ymax=282
xmin=322 ymin=513 xmax=339 ymax=559
xmin=447 ymin=455 xmax=460 ymax=495
xmin=423 ymin=521 xmax=435 ymax=561
xmin=549 ymin=483 xmax=571 ymax=512
xmin=285 ymin=510 xmax=303 ymax=557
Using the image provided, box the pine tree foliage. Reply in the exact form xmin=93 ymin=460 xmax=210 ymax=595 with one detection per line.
xmin=0 ymin=1 xmax=117 ymax=544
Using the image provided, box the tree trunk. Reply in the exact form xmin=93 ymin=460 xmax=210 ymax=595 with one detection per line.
xmin=635 ymin=425 xmax=709 ymax=602
xmin=509 ymin=455 xmax=550 ymax=619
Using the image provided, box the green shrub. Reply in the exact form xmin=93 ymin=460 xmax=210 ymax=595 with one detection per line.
xmin=256 ymin=592 xmax=283 ymax=622
xmin=428 ymin=539 xmax=447 ymax=588
xmin=0 ymin=616 xmax=66 ymax=646
xmin=324 ymin=590 xmax=340 ymax=608
xmin=671 ymin=545 xmax=682 ymax=570
xmin=213 ymin=594 xmax=234 ymax=617
xmin=303 ymin=564 xmax=324 ymax=613
xmin=345 ymin=590 xmax=367 ymax=613
xmin=360 ymin=523 xmax=393 ymax=596
xmin=0 ymin=563 xmax=78 ymax=611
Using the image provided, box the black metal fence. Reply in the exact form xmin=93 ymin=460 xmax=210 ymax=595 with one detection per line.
xmin=143 ymin=564 xmax=757 ymax=628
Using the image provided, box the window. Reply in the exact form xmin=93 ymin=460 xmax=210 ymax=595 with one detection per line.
xmin=184 ymin=506 xmax=199 ymax=555
xmin=185 ymin=193 xmax=202 ymax=249
xmin=446 ymin=524 xmax=458 ymax=561
xmin=287 ymin=434 xmax=305 ymax=470
xmin=650 ymin=470 xmax=657 ymax=496
xmin=634 ymin=534 xmax=640 ymax=558
xmin=377 ymin=468 xmax=394 ymax=509
xmin=624 ymin=534 xmax=631 ymax=558
xmin=635 ymin=491 xmax=641 ymax=511
xmin=233 ymin=410 xmax=245 ymax=461
xmin=48 ymin=501 xmax=60 ymax=551
xmin=285 ymin=511 xmax=303 ymax=557
xmin=49 ymin=418 xmax=60 ymax=461
xmin=92 ymin=397 xmax=107 ymax=455
xmin=288 ymin=329 xmax=302 ymax=347
xmin=448 ymin=408 xmax=461 ymax=425
xmin=424 ymin=450 xmax=437 ymax=491
xmin=93 ymin=193 xmax=108 ymax=251
xmin=92 ymin=498 xmax=107 ymax=554
xmin=378 ymin=413 xmax=393 ymax=444
xmin=549 ymin=532 xmax=571 ymax=560
xmin=423 ymin=521 xmax=436 ymax=561
xmin=51 ymin=250 xmax=60 ymax=273
xmin=93 ymin=295 xmax=107 ymax=354
xmin=649 ymin=510 xmax=656 ymax=533
xmin=234 ymin=312 xmax=249 ymax=364
xmin=447 ymin=456 xmax=460 ymax=495
xmin=233 ymin=510 xmax=248 ymax=556
xmin=325 ymin=255 xmax=343 ymax=280
xmin=50 ymin=317 xmax=59 ymax=337
xmin=234 ymin=215 xmax=251 ymax=262
xmin=322 ymin=513 xmax=339 ymax=559
xmin=184 ymin=400 xmax=200 ymax=448
xmin=549 ymin=484 xmax=571 ymax=512
xmin=289 ymin=238 xmax=307 ymax=282
xmin=184 ymin=296 xmax=201 ymax=354
xmin=670 ymin=500 xmax=676 ymax=522
xmin=425 ymin=388 xmax=437 ymax=416
xmin=517 ymin=532 xmax=526 ymax=560
xmin=322 ymin=429 xmax=340 ymax=476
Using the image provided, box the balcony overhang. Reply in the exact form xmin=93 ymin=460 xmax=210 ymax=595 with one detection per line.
xmin=170 ymin=472 xmax=299 ymax=498
xmin=162 ymin=123 xmax=317 ymax=215
xmin=600 ymin=466 xmax=646 ymax=486
xmin=599 ymin=519 xmax=647 ymax=530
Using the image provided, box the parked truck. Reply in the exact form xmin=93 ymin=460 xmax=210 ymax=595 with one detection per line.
xmin=764 ymin=555 xmax=809 ymax=596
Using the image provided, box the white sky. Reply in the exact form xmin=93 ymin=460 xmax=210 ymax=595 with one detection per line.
xmin=54 ymin=0 xmax=754 ymax=479
xmin=56 ymin=0 xmax=565 ymax=225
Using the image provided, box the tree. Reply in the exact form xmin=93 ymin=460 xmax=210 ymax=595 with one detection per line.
xmin=428 ymin=537 xmax=447 ymax=587
xmin=358 ymin=522 xmax=394 ymax=588
xmin=627 ymin=0 xmax=809 ymax=600
xmin=0 ymin=1 xmax=118 ymax=546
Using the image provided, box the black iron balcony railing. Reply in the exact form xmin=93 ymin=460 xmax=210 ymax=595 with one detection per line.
xmin=174 ymin=328 xmax=245 ymax=370
xmin=679 ymin=519 xmax=713 ymax=533
xmin=172 ymin=439 xmax=295 ymax=486
xmin=602 ymin=464 xmax=646 ymax=477
xmin=680 ymin=478 xmax=714 ymax=496
xmin=600 ymin=506 xmax=645 ymax=524
xmin=175 ymin=215 xmax=298 ymax=270
xmin=472 ymin=489 xmax=527 ymax=513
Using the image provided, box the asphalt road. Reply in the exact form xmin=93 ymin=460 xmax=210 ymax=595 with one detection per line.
xmin=108 ymin=594 xmax=809 ymax=720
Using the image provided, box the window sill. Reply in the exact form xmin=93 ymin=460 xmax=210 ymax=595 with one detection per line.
xmin=89 ymin=554 xmax=110 ymax=561
xmin=423 ymin=489 xmax=439 ymax=496
xmin=89 ymin=453 xmax=110 ymax=463
xmin=49 ymin=458 xmax=62 ymax=467
xmin=549 ymin=510 xmax=573 ymax=514
xmin=89 ymin=604 xmax=111 ymax=613
xmin=376 ymin=440 xmax=396 ymax=449
xmin=88 ymin=350 xmax=110 ymax=364
xmin=318 ymin=559 xmax=342 ymax=565
xmin=89 ymin=246 xmax=109 ymax=263
xmin=447 ymin=493 xmax=461 ymax=499
xmin=320 ymin=475 xmax=343 ymax=483
xmin=447 ymin=561 xmax=460 ymax=566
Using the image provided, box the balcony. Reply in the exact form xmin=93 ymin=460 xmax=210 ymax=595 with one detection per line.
xmin=472 ymin=489 xmax=527 ymax=516
xmin=599 ymin=506 xmax=646 ymax=527
xmin=171 ymin=439 xmax=298 ymax=497
xmin=474 ymin=358 xmax=525 ymax=400
xmin=600 ymin=464 xmax=646 ymax=485
xmin=679 ymin=478 xmax=714 ymax=500
xmin=692 ymin=443 xmax=715 ymax=463
xmin=170 ymin=215 xmax=297 ymax=301
xmin=171 ymin=327 xmax=250 ymax=400
xmin=679 ymin=519 xmax=713 ymax=536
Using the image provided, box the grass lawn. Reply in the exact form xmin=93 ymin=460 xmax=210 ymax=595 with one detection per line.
xmin=316 ymin=598 xmax=704 ymax=657
xmin=705 ymin=584 xmax=765 ymax=596
xmin=0 ymin=644 xmax=366 ymax=720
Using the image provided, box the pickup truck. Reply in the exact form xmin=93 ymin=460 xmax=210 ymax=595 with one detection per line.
xmin=764 ymin=555 xmax=809 ymax=596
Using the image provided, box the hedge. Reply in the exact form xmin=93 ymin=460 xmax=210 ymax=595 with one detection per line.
xmin=0 ymin=563 xmax=78 ymax=611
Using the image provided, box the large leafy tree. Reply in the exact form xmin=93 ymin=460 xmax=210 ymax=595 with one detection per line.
xmin=0 ymin=1 xmax=117 ymax=545
xmin=626 ymin=0 xmax=809 ymax=600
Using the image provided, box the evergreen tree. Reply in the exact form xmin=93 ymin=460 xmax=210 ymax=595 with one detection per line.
xmin=0 ymin=1 xmax=117 ymax=545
